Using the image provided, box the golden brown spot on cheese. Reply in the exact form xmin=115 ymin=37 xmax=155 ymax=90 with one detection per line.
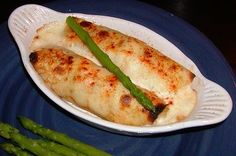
xmin=67 ymin=31 xmax=77 ymax=40
xmin=168 ymin=78 xmax=178 ymax=91
xmin=125 ymin=50 xmax=133 ymax=55
xmin=29 ymin=52 xmax=38 ymax=64
xmin=117 ymin=39 xmax=124 ymax=47
xmin=58 ymin=55 xmax=73 ymax=67
xmin=31 ymin=49 xmax=76 ymax=83
xmin=47 ymin=49 xmax=74 ymax=75
xmin=102 ymin=75 xmax=118 ymax=97
xmin=94 ymin=30 xmax=110 ymax=43
xmin=89 ymin=82 xmax=96 ymax=87
xmin=157 ymin=69 xmax=167 ymax=77
xmin=81 ymin=59 xmax=90 ymax=65
xmin=88 ymin=69 xmax=100 ymax=79
xmin=119 ymin=97 xmax=133 ymax=111
xmin=74 ymin=58 xmax=100 ymax=83
xmin=120 ymin=94 xmax=132 ymax=107
xmin=139 ymin=48 xmax=155 ymax=65
xmin=68 ymin=56 xmax=74 ymax=64
xmin=105 ymin=42 xmax=115 ymax=51
xmin=81 ymin=66 xmax=88 ymax=71
xmin=53 ymin=66 xmax=65 ymax=75
xmin=170 ymin=64 xmax=179 ymax=71
xmin=105 ymin=39 xmax=127 ymax=52
xmin=80 ymin=21 xmax=92 ymax=27
xmin=98 ymin=30 xmax=109 ymax=38
xmin=73 ymin=75 xmax=83 ymax=82
xmin=144 ymin=48 xmax=153 ymax=58
xmin=78 ymin=58 xmax=89 ymax=71
xmin=34 ymin=35 xmax=39 ymax=39
xmin=169 ymin=83 xmax=177 ymax=91
xmin=106 ymin=75 xmax=118 ymax=87
xmin=168 ymin=100 xmax=173 ymax=105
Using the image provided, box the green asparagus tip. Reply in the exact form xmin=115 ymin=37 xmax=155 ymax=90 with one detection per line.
xmin=0 ymin=142 xmax=30 ymax=156
xmin=18 ymin=116 xmax=111 ymax=156
xmin=17 ymin=116 xmax=41 ymax=132
xmin=17 ymin=116 xmax=31 ymax=127
xmin=0 ymin=122 xmax=19 ymax=139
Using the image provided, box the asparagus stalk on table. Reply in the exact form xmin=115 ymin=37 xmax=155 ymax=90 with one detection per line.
xmin=18 ymin=116 xmax=111 ymax=156
xmin=0 ymin=142 xmax=30 ymax=156
xmin=37 ymin=140 xmax=86 ymax=156
xmin=66 ymin=16 xmax=158 ymax=117
xmin=0 ymin=122 xmax=61 ymax=156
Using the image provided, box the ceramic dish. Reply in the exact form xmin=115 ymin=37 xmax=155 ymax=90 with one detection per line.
xmin=8 ymin=4 xmax=232 ymax=135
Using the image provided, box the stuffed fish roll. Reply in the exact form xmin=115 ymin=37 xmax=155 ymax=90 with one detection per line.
xmin=30 ymin=48 xmax=166 ymax=126
xmin=30 ymin=17 xmax=196 ymax=125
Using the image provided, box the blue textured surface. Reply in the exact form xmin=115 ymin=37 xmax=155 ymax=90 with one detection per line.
xmin=0 ymin=0 xmax=235 ymax=155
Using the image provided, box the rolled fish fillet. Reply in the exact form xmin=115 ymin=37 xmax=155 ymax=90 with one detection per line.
xmin=30 ymin=17 xmax=195 ymax=98
xmin=30 ymin=48 xmax=166 ymax=126
xmin=30 ymin=17 xmax=197 ymax=125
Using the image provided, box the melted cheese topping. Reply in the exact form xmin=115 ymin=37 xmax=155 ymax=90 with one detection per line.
xmin=30 ymin=18 xmax=197 ymax=125
xmin=30 ymin=48 xmax=164 ymax=126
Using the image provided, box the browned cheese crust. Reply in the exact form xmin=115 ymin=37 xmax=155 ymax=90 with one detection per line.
xmin=29 ymin=17 xmax=197 ymax=125
xmin=64 ymin=18 xmax=195 ymax=93
xmin=30 ymin=48 xmax=166 ymax=126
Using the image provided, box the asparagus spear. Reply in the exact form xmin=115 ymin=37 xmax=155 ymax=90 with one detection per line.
xmin=0 ymin=122 xmax=62 ymax=156
xmin=66 ymin=16 xmax=157 ymax=116
xmin=0 ymin=142 xmax=30 ymax=156
xmin=0 ymin=122 xmax=19 ymax=139
xmin=18 ymin=116 xmax=111 ymax=156
xmin=37 ymin=140 xmax=85 ymax=156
